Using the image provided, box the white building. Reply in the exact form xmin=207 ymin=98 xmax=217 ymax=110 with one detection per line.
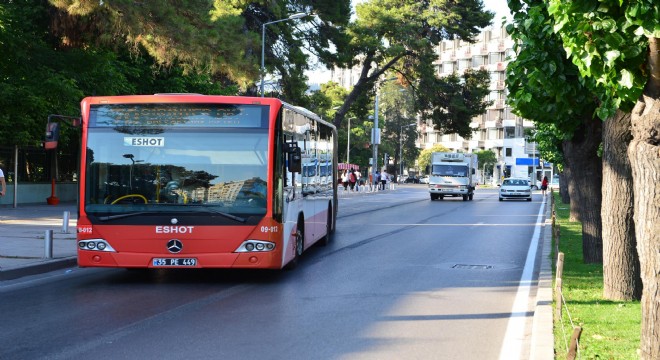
xmin=425 ymin=27 xmax=551 ymax=184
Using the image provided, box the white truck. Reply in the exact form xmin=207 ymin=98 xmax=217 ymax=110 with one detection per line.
xmin=428 ymin=152 xmax=478 ymax=201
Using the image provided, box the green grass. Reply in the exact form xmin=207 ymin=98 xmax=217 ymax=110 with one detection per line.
xmin=552 ymin=193 xmax=641 ymax=359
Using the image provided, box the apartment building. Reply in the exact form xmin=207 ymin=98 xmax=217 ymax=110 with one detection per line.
xmin=426 ymin=27 xmax=551 ymax=184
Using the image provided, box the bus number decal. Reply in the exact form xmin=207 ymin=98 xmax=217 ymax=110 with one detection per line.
xmin=260 ymin=226 xmax=279 ymax=233
xmin=78 ymin=226 xmax=93 ymax=234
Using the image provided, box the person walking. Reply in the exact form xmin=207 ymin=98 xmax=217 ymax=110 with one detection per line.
xmin=341 ymin=170 xmax=349 ymax=191
xmin=541 ymin=175 xmax=549 ymax=196
xmin=349 ymin=169 xmax=357 ymax=191
xmin=374 ymin=171 xmax=381 ymax=190
xmin=381 ymin=169 xmax=389 ymax=190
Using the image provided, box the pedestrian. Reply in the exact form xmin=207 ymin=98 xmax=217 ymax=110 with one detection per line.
xmin=349 ymin=169 xmax=357 ymax=191
xmin=0 ymin=165 xmax=5 ymax=198
xmin=341 ymin=170 xmax=349 ymax=191
xmin=375 ymin=171 xmax=381 ymax=190
xmin=355 ymin=169 xmax=362 ymax=191
xmin=381 ymin=169 xmax=389 ymax=190
xmin=541 ymin=175 xmax=549 ymax=196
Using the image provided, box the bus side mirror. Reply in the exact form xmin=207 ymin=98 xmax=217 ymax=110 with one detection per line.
xmin=288 ymin=148 xmax=302 ymax=173
xmin=44 ymin=122 xmax=60 ymax=150
xmin=472 ymin=168 xmax=475 ymax=175
xmin=285 ymin=143 xmax=302 ymax=173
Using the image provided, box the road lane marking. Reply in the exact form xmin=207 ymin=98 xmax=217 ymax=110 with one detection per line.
xmin=498 ymin=198 xmax=545 ymax=360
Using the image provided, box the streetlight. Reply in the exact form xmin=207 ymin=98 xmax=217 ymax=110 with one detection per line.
xmin=399 ymin=123 xmax=416 ymax=177
xmin=261 ymin=12 xmax=308 ymax=97
xmin=347 ymin=117 xmax=353 ymax=165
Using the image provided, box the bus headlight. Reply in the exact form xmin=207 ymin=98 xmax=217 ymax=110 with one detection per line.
xmin=78 ymin=239 xmax=116 ymax=252
xmin=235 ymin=240 xmax=276 ymax=253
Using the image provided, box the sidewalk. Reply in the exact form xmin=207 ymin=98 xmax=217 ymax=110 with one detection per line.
xmin=0 ymin=202 xmax=78 ymax=280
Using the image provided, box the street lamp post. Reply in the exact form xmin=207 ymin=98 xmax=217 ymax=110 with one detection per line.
xmin=346 ymin=117 xmax=352 ymax=165
xmin=399 ymin=123 xmax=416 ymax=177
xmin=371 ymin=94 xmax=380 ymax=184
xmin=261 ymin=12 xmax=308 ymax=97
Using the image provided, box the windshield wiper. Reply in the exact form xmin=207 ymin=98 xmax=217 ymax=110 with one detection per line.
xmin=98 ymin=212 xmax=151 ymax=221
xmin=96 ymin=207 xmax=247 ymax=223
xmin=188 ymin=206 xmax=247 ymax=223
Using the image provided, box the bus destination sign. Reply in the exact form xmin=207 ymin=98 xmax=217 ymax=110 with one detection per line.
xmin=90 ymin=103 xmax=267 ymax=128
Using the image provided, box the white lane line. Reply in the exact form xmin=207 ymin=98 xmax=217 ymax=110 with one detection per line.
xmin=366 ymin=223 xmax=546 ymax=226
xmin=498 ymin=199 xmax=545 ymax=359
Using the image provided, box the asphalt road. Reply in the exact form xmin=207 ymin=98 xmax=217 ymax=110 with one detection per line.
xmin=0 ymin=186 xmax=545 ymax=360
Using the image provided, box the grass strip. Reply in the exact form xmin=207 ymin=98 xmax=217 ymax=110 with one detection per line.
xmin=552 ymin=193 xmax=641 ymax=359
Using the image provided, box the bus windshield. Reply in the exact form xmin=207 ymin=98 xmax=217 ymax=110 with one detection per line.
xmin=84 ymin=104 xmax=269 ymax=218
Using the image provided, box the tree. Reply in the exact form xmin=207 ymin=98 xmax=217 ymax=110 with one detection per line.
xmin=506 ymin=0 xmax=603 ymax=263
xmin=329 ymin=0 xmax=494 ymax=137
xmin=547 ymin=0 xmax=659 ymax=355
xmin=474 ymin=150 xmax=496 ymax=184
xmin=379 ymin=82 xmax=419 ymax=177
xmin=46 ymin=0 xmax=352 ymax=102
xmin=0 ymin=0 xmax=239 ymax=181
xmin=601 ymin=110 xmax=641 ymax=301
xmin=417 ymin=144 xmax=450 ymax=174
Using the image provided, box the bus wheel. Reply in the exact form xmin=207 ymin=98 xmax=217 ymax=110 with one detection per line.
xmin=285 ymin=222 xmax=304 ymax=270
xmin=319 ymin=205 xmax=333 ymax=246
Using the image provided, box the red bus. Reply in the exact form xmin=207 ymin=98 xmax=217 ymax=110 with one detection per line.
xmin=76 ymin=94 xmax=338 ymax=270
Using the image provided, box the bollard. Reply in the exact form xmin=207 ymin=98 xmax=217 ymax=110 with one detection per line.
xmin=44 ymin=230 xmax=54 ymax=259
xmin=62 ymin=211 xmax=70 ymax=233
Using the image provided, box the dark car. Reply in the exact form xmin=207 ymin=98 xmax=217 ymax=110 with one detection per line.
xmin=404 ymin=176 xmax=420 ymax=183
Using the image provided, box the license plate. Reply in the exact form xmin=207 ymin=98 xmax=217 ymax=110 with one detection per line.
xmin=152 ymin=258 xmax=197 ymax=267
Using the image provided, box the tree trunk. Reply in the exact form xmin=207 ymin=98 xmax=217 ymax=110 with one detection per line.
xmin=560 ymin=160 xmax=579 ymax=220
xmin=630 ymin=36 xmax=660 ymax=360
xmin=562 ymin=116 xmax=603 ymax=263
xmin=558 ymin=171 xmax=570 ymax=204
xmin=628 ymin=37 xmax=660 ymax=356
xmin=602 ymin=110 xmax=641 ymax=300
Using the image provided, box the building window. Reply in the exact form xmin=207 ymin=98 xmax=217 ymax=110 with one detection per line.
xmin=504 ymin=127 xmax=516 ymax=139
xmin=505 ymin=147 xmax=512 ymax=157
xmin=458 ymin=59 xmax=471 ymax=71
xmin=489 ymin=52 xmax=504 ymax=64
xmin=487 ymin=109 xmax=503 ymax=121
xmin=476 ymin=55 xmax=488 ymax=67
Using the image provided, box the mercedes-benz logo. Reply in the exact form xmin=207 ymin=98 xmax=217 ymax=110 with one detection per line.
xmin=167 ymin=239 xmax=183 ymax=254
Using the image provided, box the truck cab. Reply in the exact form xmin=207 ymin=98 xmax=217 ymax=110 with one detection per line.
xmin=428 ymin=152 xmax=477 ymax=201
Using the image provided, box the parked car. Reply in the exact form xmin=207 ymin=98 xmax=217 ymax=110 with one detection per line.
xmin=419 ymin=175 xmax=429 ymax=184
xmin=499 ymin=178 xmax=532 ymax=201
xmin=404 ymin=176 xmax=420 ymax=183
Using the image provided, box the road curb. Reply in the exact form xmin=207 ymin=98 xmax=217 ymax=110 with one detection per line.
xmin=0 ymin=257 xmax=78 ymax=281
xmin=530 ymin=199 xmax=555 ymax=359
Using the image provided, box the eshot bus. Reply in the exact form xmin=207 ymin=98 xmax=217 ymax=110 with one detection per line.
xmin=76 ymin=95 xmax=338 ymax=270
